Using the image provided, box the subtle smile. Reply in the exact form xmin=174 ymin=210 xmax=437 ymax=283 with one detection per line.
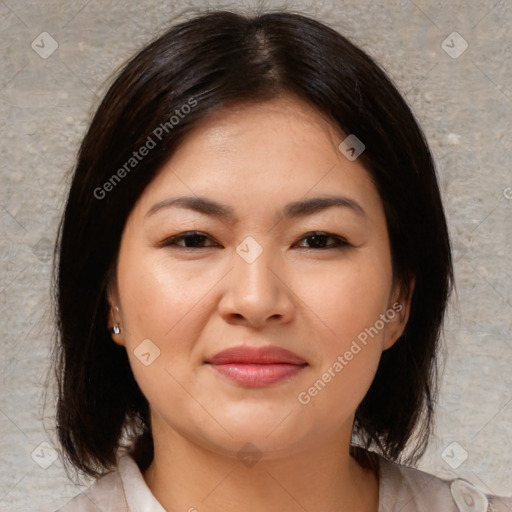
xmin=205 ymin=345 xmax=308 ymax=387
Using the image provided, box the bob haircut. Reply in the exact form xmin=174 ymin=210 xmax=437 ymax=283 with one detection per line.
xmin=51 ymin=9 xmax=453 ymax=479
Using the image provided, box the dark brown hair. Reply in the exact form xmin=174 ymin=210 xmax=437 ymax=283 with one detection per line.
xmin=50 ymin=9 xmax=453 ymax=480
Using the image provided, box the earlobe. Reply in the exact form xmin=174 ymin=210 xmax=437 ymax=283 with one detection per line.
xmin=106 ymin=284 xmax=125 ymax=346
xmin=383 ymin=274 xmax=415 ymax=350
xmin=109 ymin=319 xmax=121 ymax=336
xmin=108 ymin=305 xmax=126 ymax=346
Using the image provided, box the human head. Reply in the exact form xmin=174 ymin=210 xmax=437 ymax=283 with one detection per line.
xmin=52 ymin=9 xmax=452 ymax=479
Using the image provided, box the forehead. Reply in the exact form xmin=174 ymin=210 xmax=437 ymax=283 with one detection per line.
xmin=132 ymin=95 xmax=382 ymax=224
xmin=175 ymin=94 xmax=345 ymax=157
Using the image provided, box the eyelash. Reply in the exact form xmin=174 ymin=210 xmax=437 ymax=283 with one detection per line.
xmin=160 ymin=231 xmax=351 ymax=250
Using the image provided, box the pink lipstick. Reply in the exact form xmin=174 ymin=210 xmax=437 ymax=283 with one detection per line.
xmin=205 ymin=345 xmax=307 ymax=387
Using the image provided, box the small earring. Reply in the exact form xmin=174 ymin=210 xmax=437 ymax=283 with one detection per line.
xmin=109 ymin=323 xmax=121 ymax=335
xmin=109 ymin=306 xmax=121 ymax=335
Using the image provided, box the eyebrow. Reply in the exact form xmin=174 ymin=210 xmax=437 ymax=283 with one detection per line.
xmin=144 ymin=194 xmax=367 ymax=221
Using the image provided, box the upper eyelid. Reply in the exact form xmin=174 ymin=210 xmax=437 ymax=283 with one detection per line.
xmin=158 ymin=231 xmax=217 ymax=246
xmin=295 ymin=233 xmax=351 ymax=248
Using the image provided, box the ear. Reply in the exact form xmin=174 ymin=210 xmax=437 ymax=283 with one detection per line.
xmin=382 ymin=274 xmax=415 ymax=351
xmin=106 ymin=282 xmax=126 ymax=347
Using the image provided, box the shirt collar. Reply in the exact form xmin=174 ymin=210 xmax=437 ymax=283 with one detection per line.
xmin=118 ymin=453 xmax=167 ymax=512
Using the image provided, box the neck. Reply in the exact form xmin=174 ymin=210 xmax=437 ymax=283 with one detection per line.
xmin=142 ymin=427 xmax=379 ymax=512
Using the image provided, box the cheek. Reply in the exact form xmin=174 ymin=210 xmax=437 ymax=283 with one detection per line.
xmin=117 ymin=250 xmax=210 ymax=341
xmin=115 ymin=251 xmax=208 ymax=411
xmin=296 ymin=264 xmax=389 ymax=424
xmin=305 ymin=255 xmax=392 ymax=342
xmin=294 ymin=254 xmax=392 ymax=407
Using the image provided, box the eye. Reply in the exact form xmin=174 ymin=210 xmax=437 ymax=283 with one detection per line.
xmin=294 ymin=231 xmax=351 ymax=250
xmin=159 ymin=230 xmax=351 ymax=250
xmin=160 ymin=231 xmax=219 ymax=249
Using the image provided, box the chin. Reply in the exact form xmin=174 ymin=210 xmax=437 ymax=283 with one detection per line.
xmin=189 ymin=407 xmax=318 ymax=461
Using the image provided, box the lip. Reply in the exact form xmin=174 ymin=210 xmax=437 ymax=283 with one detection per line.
xmin=206 ymin=345 xmax=306 ymax=365
xmin=205 ymin=345 xmax=308 ymax=387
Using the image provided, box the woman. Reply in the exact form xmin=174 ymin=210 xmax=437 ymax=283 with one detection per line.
xmin=52 ymin=9 xmax=511 ymax=512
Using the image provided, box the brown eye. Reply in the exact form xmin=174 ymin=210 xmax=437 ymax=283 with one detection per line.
xmin=295 ymin=232 xmax=351 ymax=250
xmin=161 ymin=231 xmax=219 ymax=248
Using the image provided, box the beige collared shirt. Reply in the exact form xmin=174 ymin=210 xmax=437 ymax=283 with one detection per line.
xmin=55 ymin=451 xmax=512 ymax=512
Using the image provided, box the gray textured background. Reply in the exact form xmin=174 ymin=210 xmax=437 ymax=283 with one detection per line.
xmin=1 ymin=0 xmax=511 ymax=510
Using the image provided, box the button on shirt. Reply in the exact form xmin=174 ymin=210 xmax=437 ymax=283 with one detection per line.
xmin=55 ymin=451 xmax=512 ymax=512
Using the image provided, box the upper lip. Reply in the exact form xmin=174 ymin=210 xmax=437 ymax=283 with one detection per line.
xmin=205 ymin=345 xmax=307 ymax=365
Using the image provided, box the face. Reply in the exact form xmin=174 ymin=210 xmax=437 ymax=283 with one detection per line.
xmin=108 ymin=95 xmax=413 ymax=461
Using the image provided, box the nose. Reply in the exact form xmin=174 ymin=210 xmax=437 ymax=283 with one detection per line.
xmin=217 ymin=240 xmax=295 ymax=328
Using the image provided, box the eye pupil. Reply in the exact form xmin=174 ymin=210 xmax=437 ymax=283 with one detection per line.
xmin=184 ymin=233 xmax=205 ymax=247
xmin=307 ymin=234 xmax=328 ymax=248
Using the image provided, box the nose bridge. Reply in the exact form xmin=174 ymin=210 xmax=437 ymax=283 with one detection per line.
xmin=233 ymin=234 xmax=279 ymax=299
xmin=219 ymin=234 xmax=293 ymax=325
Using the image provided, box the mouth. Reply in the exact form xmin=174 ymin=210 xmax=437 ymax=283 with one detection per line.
xmin=204 ymin=345 xmax=308 ymax=387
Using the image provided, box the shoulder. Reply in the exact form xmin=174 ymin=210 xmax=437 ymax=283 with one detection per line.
xmin=53 ymin=452 xmax=164 ymax=512
xmin=376 ymin=453 xmax=512 ymax=512
xmin=53 ymin=466 xmax=128 ymax=512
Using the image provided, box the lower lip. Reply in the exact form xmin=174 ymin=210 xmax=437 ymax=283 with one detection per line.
xmin=207 ymin=363 xmax=307 ymax=387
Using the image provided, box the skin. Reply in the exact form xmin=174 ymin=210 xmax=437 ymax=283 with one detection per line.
xmin=108 ymin=94 xmax=414 ymax=512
